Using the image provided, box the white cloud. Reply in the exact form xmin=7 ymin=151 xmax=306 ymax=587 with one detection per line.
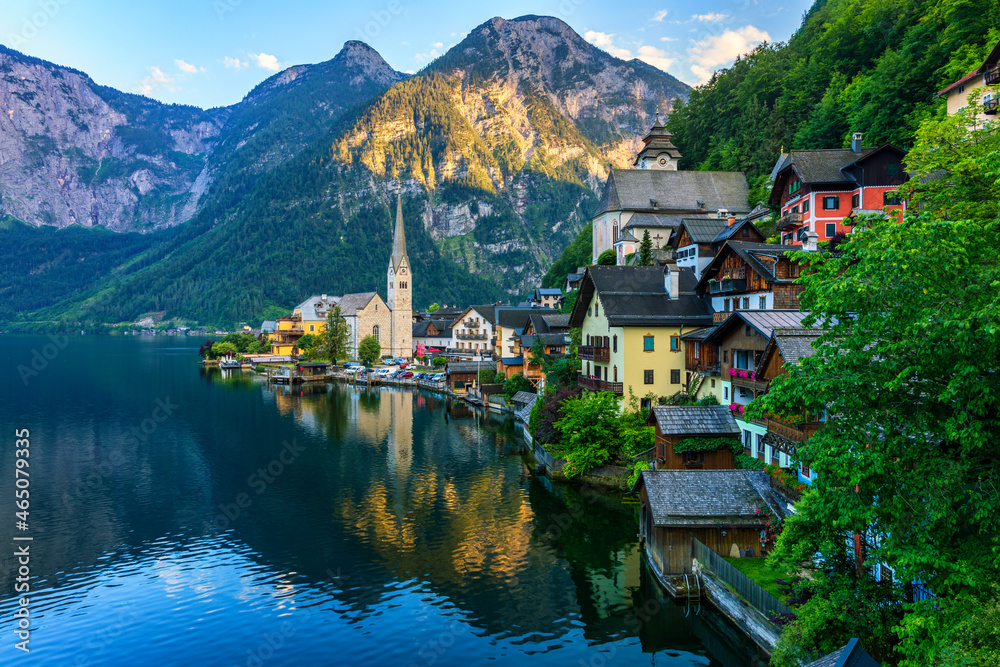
xmin=250 ymin=52 xmax=281 ymax=71
xmin=660 ymin=36 xmax=678 ymax=42
xmin=692 ymin=12 xmax=729 ymax=22
xmin=652 ymin=9 xmax=668 ymax=22
xmin=583 ymin=30 xmax=632 ymax=59
xmin=175 ymin=59 xmax=199 ymax=74
xmin=637 ymin=45 xmax=676 ymax=72
xmin=137 ymin=66 xmax=178 ymax=95
xmin=688 ymin=25 xmax=770 ymax=83
xmin=224 ymin=56 xmax=247 ymax=70
xmin=414 ymin=48 xmax=440 ymax=62
xmin=432 ymin=41 xmax=443 ymax=48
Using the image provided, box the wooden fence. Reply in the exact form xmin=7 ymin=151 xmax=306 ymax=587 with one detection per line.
xmin=692 ymin=538 xmax=794 ymax=622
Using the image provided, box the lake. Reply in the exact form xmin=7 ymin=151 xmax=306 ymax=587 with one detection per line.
xmin=0 ymin=335 xmax=765 ymax=666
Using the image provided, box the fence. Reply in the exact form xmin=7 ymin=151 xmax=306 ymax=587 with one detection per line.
xmin=692 ymin=538 xmax=794 ymax=622
xmin=522 ymin=424 xmax=556 ymax=470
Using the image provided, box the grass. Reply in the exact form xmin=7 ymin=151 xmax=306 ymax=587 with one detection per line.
xmin=723 ymin=557 xmax=791 ymax=603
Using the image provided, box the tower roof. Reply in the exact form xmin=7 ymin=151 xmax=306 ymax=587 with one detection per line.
xmin=390 ymin=194 xmax=408 ymax=270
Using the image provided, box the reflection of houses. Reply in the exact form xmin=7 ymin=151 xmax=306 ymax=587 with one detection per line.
xmin=591 ymin=117 xmax=750 ymax=266
xmin=769 ymin=137 xmax=907 ymax=245
xmin=634 ymin=470 xmax=784 ymax=576
xmin=647 ymin=406 xmax=741 ymax=470
xmin=570 ymin=263 xmax=712 ymax=406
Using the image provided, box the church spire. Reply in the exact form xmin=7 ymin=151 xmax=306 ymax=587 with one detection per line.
xmin=391 ymin=194 xmax=408 ymax=270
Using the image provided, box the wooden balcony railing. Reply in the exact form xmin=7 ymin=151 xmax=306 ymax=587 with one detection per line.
xmin=578 ymin=376 xmax=623 ymax=395
xmin=687 ymin=360 xmax=720 ymax=374
xmin=776 ymin=212 xmax=803 ymax=230
xmin=985 ymin=67 xmax=1000 ymax=85
xmin=456 ymin=332 xmax=487 ymax=340
xmin=730 ymin=374 xmax=769 ymax=392
xmin=766 ymin=418 xmax=823 ymax=444
xmin=464 ymin=319 xmax=481 ymax=328
xmin=578 ymin=345 xmax=610 ymax=362
xmin=709 ymin=278 xmax=747 ymax=294
xmin=985 ymin=98 xmax=999 ymax=115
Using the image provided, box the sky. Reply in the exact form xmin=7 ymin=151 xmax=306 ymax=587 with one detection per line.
xmin=0 ymin=0 xmax=813 ymax=109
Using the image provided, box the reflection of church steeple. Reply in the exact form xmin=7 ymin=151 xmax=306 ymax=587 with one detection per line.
xmin=634 ymin=112 xmax=683 ymax=171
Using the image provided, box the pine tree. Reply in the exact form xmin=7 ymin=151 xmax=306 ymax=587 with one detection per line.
xmin=320 ymin=306 xmax=351 ymax=364
xmin=639 ymin=230 xmax=653 ymax=266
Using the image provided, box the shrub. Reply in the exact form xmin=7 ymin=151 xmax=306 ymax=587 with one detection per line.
xmin=432 ymin=357 xmax=447 ymax=367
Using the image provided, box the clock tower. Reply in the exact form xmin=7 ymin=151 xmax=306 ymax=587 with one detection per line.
xmin=633 ymin=112 xmax=682 ymax=171
xmin=387 ymin=194 xmax=413 ymax=359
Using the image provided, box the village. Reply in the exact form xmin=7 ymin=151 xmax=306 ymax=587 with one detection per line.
xmin=187 ymin=42 xmax=1000 ymax=666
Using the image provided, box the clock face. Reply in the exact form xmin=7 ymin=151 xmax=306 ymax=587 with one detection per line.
xmin=400 ymin=268 xmax=407 ymax=275
xmin=388 ymin=268 xmax=394 ymax=276
xmin=658 ymin=156 xmax=668 ymax=166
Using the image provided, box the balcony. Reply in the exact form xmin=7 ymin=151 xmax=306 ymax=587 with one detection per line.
xmin=986 ymin=67 xmax=1000 ymax=85
xmin=708 ymin=277 xmax=747 ymax=294
xmin=578 ymin=375 xmax=624 ymax=395
xmin=687 ymin=360 xmax=720 ymax=374
xmin=464 ymin=319 xmax=481 ymax=328
xmin=578 ymin=345 xmax=610 ymax=362
xmin=776 ymin=212 xmax=803 ymax=230
xmin=456 ymin=332 xmax=487 ymax=340
xmin=985 ymin=98 xmax=999 ymax=115
xmin=730 ymin=372 xmax=769 ymax=392
xmin=765 ymin=418 xmax=823 ymax=444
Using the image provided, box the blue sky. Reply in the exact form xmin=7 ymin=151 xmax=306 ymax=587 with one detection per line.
xmin=1 ymin=0 xmax=812 ymax=109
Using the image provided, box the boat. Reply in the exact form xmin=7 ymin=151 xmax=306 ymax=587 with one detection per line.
xmin=219 ymin=355 xmax=242 ymax=370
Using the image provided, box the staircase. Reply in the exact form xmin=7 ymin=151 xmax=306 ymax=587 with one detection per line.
xmin=688 ymin=373 xmax=704 ymax=398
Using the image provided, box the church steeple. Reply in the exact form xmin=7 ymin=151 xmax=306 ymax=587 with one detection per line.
xmin=390 ymin=194 xmax=408 ymax=271
xmin=634 ymin=111 xmax=683 ymax=170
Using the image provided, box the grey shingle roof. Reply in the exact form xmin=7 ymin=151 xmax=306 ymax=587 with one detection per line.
xmin=519 ymin=333 xmax=570 ymax=347
xmin=802 ymin=638 xmax=881 ymax=667
xmin=634 ymin=470 xmax=776 ymax=526
xmin=294 ymin=295 xmax=340 ymax=321
xmin=571 ymin=265 xmax=713 ymax=328
xmin=336 ymin=292 xmax=378 ymax=316
xmin=697 ymin=241 xmax=800 ymax=291
xmin=680 ymin=217 xmax=729 ymax=244
xmin=597 ymin=168 xmax=750 ymax=216
xmin=648 ymin=405 xmax=740 ymax=436
xmin=773 ymin=328 xmax=824 ymax=365
xmin=705 ymin=310 xmax=813 ymax=343
xmin=625 ymin=212 xmax=693 ymax=229
xmin=260 ymin=320 xmax=277 ymax=333
xmin=447 ymin=362 xmax=486 ymax=373
xmin=540 ymin=313 xmax=571 ymax=330
xmin=713 ymin=218 xmax=764 ymax=244
xmin=785 ymin=148 xmax=875 ymax=184
xmin=680 ymin=326 xmax=716 ymax=341
xmin=537 ymin=287 xmax=562 ymax=296
xmin=496 ymin=307 xmax=552 ymax=330
xmin=412 ymin=320 xmax=452 ymax=337
xmin=511 ymin=391 xmax=537 ymax=404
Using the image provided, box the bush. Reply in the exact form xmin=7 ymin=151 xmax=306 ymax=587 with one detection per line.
xmin=697 ymin=394 xmax=720 ymax=405
xmin=502 ymin=373 xmax=534 ymax=400
xmin=597 ymin=249 xmax=616 ymax=265
xmin=432 ymin=357 xmax=447 ymax=367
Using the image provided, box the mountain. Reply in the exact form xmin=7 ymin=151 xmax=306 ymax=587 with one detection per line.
xmin=0 ymin=16 xmax=690 ymax=328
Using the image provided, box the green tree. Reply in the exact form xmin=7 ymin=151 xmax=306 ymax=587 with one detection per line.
xmin=638 ymin=229 xmax=653 ymax=266
xmin=427 ymin=303 xmax=440 ymax=313
xmin=559 ymin=288 xmax=579 ymax=314
xmin=357 ymin=335 xmax=381 ymax=367
xmin=477 ymin=368 xmax=496 ymax=386
xmin=320 ymin=305 xmax=351 ymax=363
xmin=295 ymin=333 xmax=318 ymax=359
xmin=502 ymin=373 xmax=535 ymax=401
xmin=597 ymin=249 xmax=616 ymax=266
xmin=432 ymin=356 xmax=448 ymax=367
xmin=551 ymin=391 xmax=622 ymax=476
xmin=211 ymin=341 xmax=237 ymax=358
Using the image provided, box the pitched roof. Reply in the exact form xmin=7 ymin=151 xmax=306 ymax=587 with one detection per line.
xmin=390 ymin=194 xmax=408 ymax=271
xmin=293 ymin=295 xmax=340 ymax=321
xmin=540 ymin=313 xmax=571 ymax=330
xmin=785 ymin=148 xmax=875 ymax=185
xmin=696 ymin=241 xmax=801 ymax=292
xmin=569 ymin=265 xmax=713 ymax=328
xmin=451 ymin=305 xmax=497 ymax=328
xmin=772 ymin=327 xmax=824 ymax=366
xmin=496 ymin=307 xmax=551 ymax=330
xmin=802 ymin=638 xmax=882 ymax=667
xmin=336 ymin=292 xmax=378 ymax=316
xmin=260 ymin=320 xmax=277 ymax=333
xmin=705 ymin=310 xmax=813 ymax=343
xmin=625 ymin=212 xmax=697 ymax=229
xmin=597 ymin=168 xmax=750 ymax=217
xmin=519 ymin=332 xmax=570 ymax=347
xmin=446 ymin=362 xmax=485 ymax=373
xmin=936 ymin=40 xmax=1000 ymax=97
xmin=713 ymin=218 xmax=764 ymax=245
xmin=412 ymin=320 xmax=452 ymax=337
xmin=633 ymin=470 xmax=780 ymax=526
xmin=536 ymin=287 xmax=562 ymax=296
xmin=511 ymin=391 xmax=537 ymax=404
xmin=680 ymin=217 xmax=729 ymax=244
xmin=647 ymin=405 xmax=740 ymax=436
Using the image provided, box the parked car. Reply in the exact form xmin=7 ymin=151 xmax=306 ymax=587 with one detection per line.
xmin=344 ymin=362 xmax=361 ymax=369
xmin=399 ymin=371 xmax=414 ymax=378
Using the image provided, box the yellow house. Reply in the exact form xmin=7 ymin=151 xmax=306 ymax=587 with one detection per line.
xmin=568 ymin=264 xmax=714 ymax=410
xmin=935 ymin=39 xmax=999 ymax=119
xmin=270 ymin=292 xmax=393 ymax=357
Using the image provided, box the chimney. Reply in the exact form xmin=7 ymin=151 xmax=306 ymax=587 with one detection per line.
xmin=727 ymin=216 xmax=736 ymax=227
xmin=321 ymin=294 xmax=327 ymax=301
xmin=663 ymin=262 xmax=680 ymax=299
xmin=851 ymin=132 xmax=863 ymax=153
xmin=802 ymin=230 xmax=819 ymax=252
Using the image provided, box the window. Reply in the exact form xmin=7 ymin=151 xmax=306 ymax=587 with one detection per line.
xmin=852 ymin=193 xmax=860 ymax=209
xmin=724 ymin=386 xmax=729 ymax=400
xmin=710 ymin=379 xmax=716 ymax=388
xmin=757 ymin=434 xmax=766 ymax=458
xmin=788 ymin=179 xmax=801 ymax=194
xmin=741 ymin=227 xmax=749 ymax=237
xmin=823 ymin=196 xmax=839 ymax=210
xmin=884 ymin=191 xmax=902 ymax=206
xmin=802 ymin=199 xmax=810 ymax=213
xmin=670 ymin=369 xmax=680 ymax=384
xmin=685 ymin=450 xmax=705 ymax=466
xmin=742 ymin=297 xmax=750 ymax=310
xmin=613 ymin=366 xmax=618 ymax=381
xmin=792 ymin=205 xmax=799 ymax=214
xmin=588 ymin=307 xmax=592 ymax=317
xmin=801 ymin=460 xmax=810 ymax=477
xmin=724 ymin=298 xmax=730 ymax=312
xmin=744 ymin=430 xmax=752 ymax=452
xmin=670 ymin=335 xmax=680 ymax=351
xmin=595 ymin=302 xmax=600 ymax=317
xmin=613 ymin=335 xmax=618 ymax=352
xmin=644 ymin=369 xmax=654 ymax=384
xmin=958 ymin=84 xmax=965 ymax=94
xmin=734 ymin=350 xmax=751 ymax=370
xmin=309 ymin=325 xmax=315 ymax=332
xmin=771 ymin=447 xmax=781 ymax=465
xmin=372 ymin=325 xmax=380 ymax=341
xmin=825 ymin=222 xmax=837 ymax=238
xmin=643 ymin=335 xmax=654 ymax=351
xmin=759 ymin=296 xmax=767 ymax=309
xmin=723 ymin=350 xmax=728 ymax=364
xmin=693 ymin=341 xmax=701 ymax=358
xmin=550 ymin=346 xmax=562 ymax=354
xmin=733 ymin=298 xmax=739 ymax=311
xmin=745 ymin=324 xmax=753 ymax=336
xmin=603 ymin=366 xmax=608 ymax=381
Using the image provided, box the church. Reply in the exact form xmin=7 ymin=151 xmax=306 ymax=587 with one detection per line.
xmin=591 ymin=115 xmax=751 ymax=265
xmin=269 ymin=195 xmax=413 ymax=359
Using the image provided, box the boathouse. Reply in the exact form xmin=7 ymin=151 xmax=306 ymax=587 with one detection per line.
xmin=633 ymin=469 xmax=783 ymax=576
xmin=647 ymin=405 xmax=741 ymax=469
xmin=445 ymin=362 xmax=482 ymax=394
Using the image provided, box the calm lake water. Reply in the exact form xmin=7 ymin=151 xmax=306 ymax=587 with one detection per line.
xmin=0 ymin=335 xmax=765 ymax=666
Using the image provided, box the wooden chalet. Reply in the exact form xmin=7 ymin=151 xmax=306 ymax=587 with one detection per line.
xmin=673 ymin=211 xmax=766 ymax=280
xmin=633 ymin=469 xmax=785 ymax=575
xmin=445 ymin=361 xmax=483 ymax=394
xmin=695 ymin=241 xmax=806 ymax=323
xmin=755 ymin=327 xmax=826 ymax=477
xmin=646 ymin=406 xmax=741 ymax=469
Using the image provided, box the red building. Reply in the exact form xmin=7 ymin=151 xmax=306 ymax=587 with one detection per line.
xmin=769 ymin=134 xmax=907 ymax=245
